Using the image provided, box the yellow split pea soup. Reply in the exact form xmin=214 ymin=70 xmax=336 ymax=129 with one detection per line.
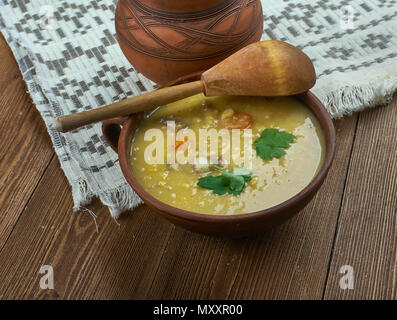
xmin=131 ymin=94 xmax=325 ymax=215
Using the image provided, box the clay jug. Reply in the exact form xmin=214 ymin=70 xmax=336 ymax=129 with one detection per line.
xmin=115 ymin=0 xmax=263 ymax=85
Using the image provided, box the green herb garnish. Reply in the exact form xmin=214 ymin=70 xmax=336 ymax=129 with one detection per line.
xmin=197 ymin=166 xmax=252 ymax=195
xmin=254 ymin=128 xmax=295 ymax=161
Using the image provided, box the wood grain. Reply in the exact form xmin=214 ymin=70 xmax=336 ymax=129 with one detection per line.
xmin=1 ymin=30 xmax=396 ymax=300
xmin=0 ymin=116 xmax=357 ymax=300
xmin=0 ymin=34 xmax=54 ymax=249
xmin=0 ymin=157 xmax=176 ymax=299
xmin=144 ymin=116 xmax=358 ymax=299
xmin=324 ymin=96 xmax=397 ymax=299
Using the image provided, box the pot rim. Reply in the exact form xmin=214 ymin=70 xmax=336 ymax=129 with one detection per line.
xmin=116 ymin=74 xmax=336 ymax=223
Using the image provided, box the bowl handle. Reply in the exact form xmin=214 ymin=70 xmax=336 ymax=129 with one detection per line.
xmin=102 ymin=116 xmax=128 ymax=152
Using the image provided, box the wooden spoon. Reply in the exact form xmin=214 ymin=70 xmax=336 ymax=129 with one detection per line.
xmin=53 ymin=40 xmax=316 ymax=132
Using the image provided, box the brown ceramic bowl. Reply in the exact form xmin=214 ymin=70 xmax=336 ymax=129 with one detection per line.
xmin=102 ymin=73 xmax=335 ymax=237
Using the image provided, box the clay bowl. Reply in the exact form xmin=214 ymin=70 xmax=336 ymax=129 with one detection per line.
xmin=102 ymin=73 xmax=336 ymax=237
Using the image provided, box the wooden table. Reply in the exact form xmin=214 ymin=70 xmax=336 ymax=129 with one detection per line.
xmin=0 ymin=34 xmax=396 ymax=300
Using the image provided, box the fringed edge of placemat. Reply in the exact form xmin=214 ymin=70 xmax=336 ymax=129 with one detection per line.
xmin=318 ymin=75 xmax=397 ymax=118
xmin=71 ymin=178 xmax=142 ymax=218
xmin=0 ymin=16 xmax=143 ymax=219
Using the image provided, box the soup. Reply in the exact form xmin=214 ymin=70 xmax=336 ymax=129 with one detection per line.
xmin=131 ymin=94 xmax=325 ymax=215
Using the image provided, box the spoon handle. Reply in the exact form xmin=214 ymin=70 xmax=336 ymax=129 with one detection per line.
xmin=52 ymin=80 xmax=204 ymax=133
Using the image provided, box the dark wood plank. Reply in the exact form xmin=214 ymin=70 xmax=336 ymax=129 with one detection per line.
xmin=0 ymin=34 xmax=54 ymax=249
xmin=0 ymin=157 xmax=175 ymax=299
xmin=145 ymin=115 xmax=358 ymax=299
xmin=8 ymin=27 xmax=394 ymax=298
xmin=324 ymin=96 xmax=397 ymax=299
xmin=0 ymin=116 xmax=357 ymax=300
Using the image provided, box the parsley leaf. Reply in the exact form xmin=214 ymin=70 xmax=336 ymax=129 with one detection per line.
xmin=197 ymin=175 xmax=227 ymax=195
xmin=254 ymin=128 xmax=295 ymax=161
xmin=197 ymin=166 xmax=252 ymax=195
xmin=232 ymin=167 xmax=252 ymax=181
xmin=222 ymin=172 xmax=245 ymax=194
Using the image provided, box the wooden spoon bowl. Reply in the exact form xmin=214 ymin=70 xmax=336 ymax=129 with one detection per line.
xmin=102 ymin=72 xmax=335 ymax=237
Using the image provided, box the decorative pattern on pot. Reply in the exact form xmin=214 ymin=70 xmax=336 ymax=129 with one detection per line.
xmin=115 ymin=0 xmax=264 ymax=84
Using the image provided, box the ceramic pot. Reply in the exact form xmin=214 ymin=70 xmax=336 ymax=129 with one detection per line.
xmin=102 ymin=73 xmax=336 ymax=237
xmin=115 ymin=0 xmax=264 ymax=85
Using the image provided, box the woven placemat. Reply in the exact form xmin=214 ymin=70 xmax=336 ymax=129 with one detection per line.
xmin=0 ymin=0 xmax=396 ymax=217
